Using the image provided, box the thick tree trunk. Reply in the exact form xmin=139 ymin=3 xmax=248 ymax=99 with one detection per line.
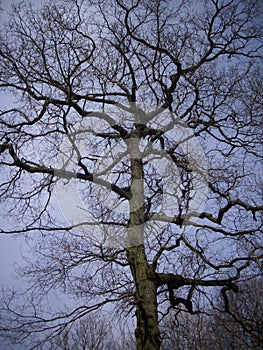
xmin=127 ymin=244 xmax=161 ymax=350
xmin=127 ymin=135 xmax=161 ymax=350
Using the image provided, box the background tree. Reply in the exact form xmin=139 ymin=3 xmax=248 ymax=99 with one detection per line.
xmin=50 ymin=313 xmax=136 ymax=350
xmin=161 ymin=278 xmax=263 ymax=349
xmin=0 ymin=0 xmax=262 ymax=349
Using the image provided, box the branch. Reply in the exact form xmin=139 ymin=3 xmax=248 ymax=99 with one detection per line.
xmin=156 ymin=272 xmax=239 ymax=289
xmin=0 ymin=142 xmax=131 ymax=200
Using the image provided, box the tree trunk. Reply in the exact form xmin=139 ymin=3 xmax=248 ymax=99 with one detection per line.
xmin=126 ymin=135 xmax=161 ymax=350
xmin=127 ymin=244 xmax=161 ymax=350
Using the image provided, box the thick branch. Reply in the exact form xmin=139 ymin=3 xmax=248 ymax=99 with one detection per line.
xmin=0 ymin=142 xmax=131 ymax=200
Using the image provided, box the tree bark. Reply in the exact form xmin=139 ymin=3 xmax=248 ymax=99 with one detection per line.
xmin=127 ymin=244 xmax=161 ymax=350
xmin=126 ymin=135 xmax=161 ymax=350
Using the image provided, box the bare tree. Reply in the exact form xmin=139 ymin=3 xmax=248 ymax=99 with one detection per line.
xmin=0 ymin=0 xmax=262 ymax=349
xmin=210 ymin=278 xmax=263 ymax=349
xmin=50 ymin=314 xmax=119 ymax=350
xmin=161 ymin=278 xmax=263 ymax=349
xmin=50 ymin=314 xmax=136 ymax=350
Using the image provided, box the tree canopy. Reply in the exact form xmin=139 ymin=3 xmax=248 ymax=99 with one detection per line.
xmin=0 ymin=0 xmax=262 ymax=349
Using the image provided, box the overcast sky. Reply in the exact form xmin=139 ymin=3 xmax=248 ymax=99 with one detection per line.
xmin=0 ymin=1 xmax=22 ymax=290
xmin=0 ymin=3 xmax=36 ymax=349
xmin=0 ymin=0 xmax=46 ymax=301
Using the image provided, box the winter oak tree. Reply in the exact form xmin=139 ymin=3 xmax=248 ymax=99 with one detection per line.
xmin=0 ymin=0 xmax=262 ymax=349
